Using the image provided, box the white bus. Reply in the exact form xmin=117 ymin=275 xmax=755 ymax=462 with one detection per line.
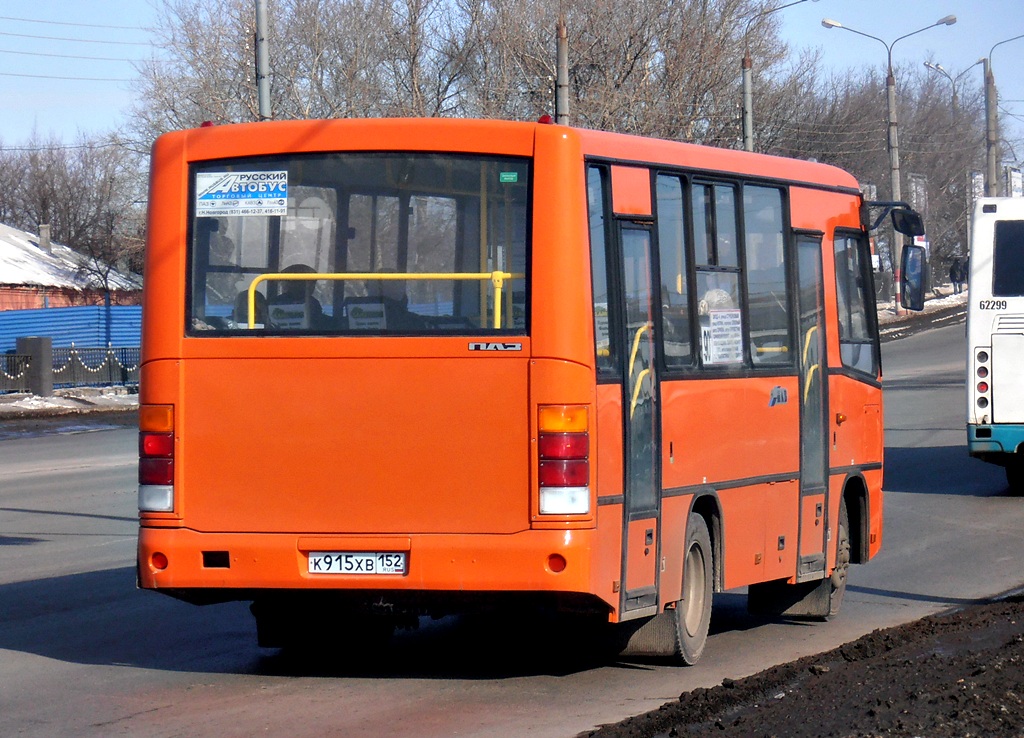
xmin=966 ymin=197 xmax=1024 ymax=491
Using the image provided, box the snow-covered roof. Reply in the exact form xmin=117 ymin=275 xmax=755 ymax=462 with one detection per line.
xmin=0 ymin=222 xmax=141 ymax=291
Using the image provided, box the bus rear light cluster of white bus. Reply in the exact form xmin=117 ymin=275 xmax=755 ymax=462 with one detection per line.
xmin=139 ymin=404 xmax=175 ymax=513
xmin=976 ymin=350 xmax=991 ymax=409
xmin=537 ymin=405 xmax=590 ymax=515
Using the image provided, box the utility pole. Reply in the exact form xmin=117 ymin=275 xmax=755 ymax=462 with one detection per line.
xmin=984 ymin=57 xmax=998 ymax=196
xmin=255 ymin=0 xmax=271 ymax=121
xmin=555 ymin=15 xmax=569 ymax=125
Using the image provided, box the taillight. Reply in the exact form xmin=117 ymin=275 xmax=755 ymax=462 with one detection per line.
xmin=138 ymin=405 xmax=175 ymax=512
xmin=975 ymin=349 xmax=992 ymax=412
xmin=537 ymin=405 xmax=590 ymax=515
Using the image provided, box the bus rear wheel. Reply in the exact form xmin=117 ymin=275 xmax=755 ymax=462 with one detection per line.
xmin=1006 ymin=458 xmax=1024 ymax=494
xmin=614 ymin=513 xmax=713 ymax=665
xmin=828 ymin=498 xmax=850 ymax=617
xmin=677 ymin=514 xmax=714 ymax=664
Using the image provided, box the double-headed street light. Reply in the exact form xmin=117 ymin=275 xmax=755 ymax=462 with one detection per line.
xmin=924 ymin=60 xmax=982 ymax=118
xmin=822 ymin=15 xmax=956 ymax=312
xmin=741 ymin=0 xmax=820 ymax=152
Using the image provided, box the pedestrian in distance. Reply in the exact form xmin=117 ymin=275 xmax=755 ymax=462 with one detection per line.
xmin=950 ymin=258 xmax=963 ymax=294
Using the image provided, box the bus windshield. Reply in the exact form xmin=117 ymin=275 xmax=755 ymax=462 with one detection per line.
xmin=188 ymin=153 xmax=530 ymax=335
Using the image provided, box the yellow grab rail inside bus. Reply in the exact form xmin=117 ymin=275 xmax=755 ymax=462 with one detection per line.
xmin=802 ymin=325 xmax=819 ymax=402
xmin=627 ymin=323 xmax=653 ymax=418
xmin=627 ymin=322 xmax=651 ymax=377
xmin=246 ymin=271 xmax=522 ymax=330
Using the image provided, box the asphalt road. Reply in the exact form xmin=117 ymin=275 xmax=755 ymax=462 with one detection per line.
xmin=2 ymin=318 xmax=1021 ymax=737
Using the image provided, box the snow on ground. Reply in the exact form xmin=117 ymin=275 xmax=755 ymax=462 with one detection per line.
xmin=0 ymin=386 xmax=138 ymax=417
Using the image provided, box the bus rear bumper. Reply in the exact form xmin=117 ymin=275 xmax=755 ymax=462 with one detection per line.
xmin=967 ymin=424 xmax=1024 ymax=460
xmin=138 ymin=527 xmax=600 ymax=606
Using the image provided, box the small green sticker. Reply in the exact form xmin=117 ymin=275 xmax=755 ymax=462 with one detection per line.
xmin=499 ymin=172 xmax=518 ymax=183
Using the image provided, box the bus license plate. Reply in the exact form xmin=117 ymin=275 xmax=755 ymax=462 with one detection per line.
xmin=307 ymin=552 xmax=407 ymax=575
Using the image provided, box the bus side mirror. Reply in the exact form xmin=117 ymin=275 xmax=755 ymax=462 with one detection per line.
xmin=900 ymin=244 xmax=926 ymax=311
xmin=891 ymin=208 xmax=924 ymax=237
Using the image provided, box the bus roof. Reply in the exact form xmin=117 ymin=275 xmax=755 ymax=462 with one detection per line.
xmin=158 ymin=117 xmax=860 ymax=193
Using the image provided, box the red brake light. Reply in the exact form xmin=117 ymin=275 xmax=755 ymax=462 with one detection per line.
xmin=140 ymin=432 xmax=173 ymax=457
xmin=978 ymin=381 xmax=989 ymax=393
xmin=139 ymin=458 xmax=174 ymax=486
xmin=539 ymin=459 xmax=589 ymax=487
xmin=538 ymin=432 xmax=588 ymax=460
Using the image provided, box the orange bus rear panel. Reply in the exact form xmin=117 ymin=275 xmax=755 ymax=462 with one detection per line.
xmin=174 ymin=355 xmax=532 ymax=535
xmin=138 ymin=527 xmax=604 ymax=607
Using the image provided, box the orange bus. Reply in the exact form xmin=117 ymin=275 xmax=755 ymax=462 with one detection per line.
xmin=137 ymin=118 xmax=919 ymax=664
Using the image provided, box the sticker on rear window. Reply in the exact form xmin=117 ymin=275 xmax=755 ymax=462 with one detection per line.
xmin=196 ymin=171 xmax=288 ymax=217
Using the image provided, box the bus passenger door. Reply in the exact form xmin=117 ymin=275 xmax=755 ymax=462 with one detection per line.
xmin=618 ymin=223 xmax=661 ymax=616
xmin=796 ymin=233 xmax=829 ymax=580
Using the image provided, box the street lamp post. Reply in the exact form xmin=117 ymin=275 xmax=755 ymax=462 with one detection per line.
xmin=822 ymin=15 xmax=956 ymax=312
xmin=984 ymin=34 xmax=1024 ymax=196
xmin=741 ymin=0 xmax=819 ymax=152
xmin=924 ymin=60 xmax=981 ymax=119
xmin=924 ymin=59 xmax=983 ymax=259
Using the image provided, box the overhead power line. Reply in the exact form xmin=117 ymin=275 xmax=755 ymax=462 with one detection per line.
xmin=0 ymin=70 xmax=133 ymax=82
xmin=0 ymin=14 xmax=145 ymax=31
xmin=0 ymin=47 xmax=141 ymax=63
xmin=0 ymin=30 xmax=151 ymax=46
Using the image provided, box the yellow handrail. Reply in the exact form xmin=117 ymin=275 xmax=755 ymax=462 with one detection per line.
xmin=630 ymin=368 xmax=651 ymax=419
xmin=627 ymin=322 xmax=651 ymax=377
xmin=246 ymin=270 xmax=522 ymax=330
xmin=802 ymin=325 xmax=819 ymax=402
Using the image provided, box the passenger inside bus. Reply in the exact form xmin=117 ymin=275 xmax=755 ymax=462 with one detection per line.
xmin=232 ymin=289 xmax=269 ymax=329
xmin=266 ymin=264 xmax=325 ymax=329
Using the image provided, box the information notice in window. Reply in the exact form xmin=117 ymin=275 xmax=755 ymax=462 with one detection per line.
xmin=702 ymin=309 xmax=743 ymax=365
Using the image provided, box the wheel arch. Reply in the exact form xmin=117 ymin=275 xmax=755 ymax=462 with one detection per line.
xmin=840 ymin=473 xmax=869 ymax=565
xmin=688 ymin=491 xmax=723 ymax=593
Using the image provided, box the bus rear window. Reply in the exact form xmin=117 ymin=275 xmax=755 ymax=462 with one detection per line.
xmin=993 ymin=220 xmax=1024 ymax=297
xmin=188 ymin=153 xmax=530 ymax=335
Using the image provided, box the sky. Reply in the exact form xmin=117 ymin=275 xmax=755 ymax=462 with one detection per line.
xmin=0 ymin=0 xmax=1021 ymax=158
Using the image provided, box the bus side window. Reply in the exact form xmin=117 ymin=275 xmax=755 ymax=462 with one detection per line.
xmin=692 ymin=182 xmax=743 ymax=367
xmin=656 ymin=175 xmax=692 ymax=366
xmin=834 ymin=232 xmax=879 ymax=375
xmin=743 ymin=186 xmax=790 ymax=365
xmin=588 ymin=165 xmax=618 ymax=374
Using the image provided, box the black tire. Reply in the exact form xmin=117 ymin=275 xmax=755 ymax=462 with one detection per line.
xmin=828 ymin=498 xmax=850 ymax=618
xmin=677 ymin=514 xmax=713 ymax=665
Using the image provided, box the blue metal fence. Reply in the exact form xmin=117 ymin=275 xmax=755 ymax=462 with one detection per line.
xmin=0 ymin=305 xmax=141 ymax=353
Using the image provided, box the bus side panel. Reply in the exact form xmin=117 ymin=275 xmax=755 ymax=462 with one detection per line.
xmin=763 ymin=480 xmax=800 ymax=581
xmin=659 ymin=377 xmax=799 ymax=485
xmin=531 ymin=127 xmax=593 ymax=365
xmin=657 ymin=494 xmax=690 ymax=607
xmin=592 ymin=383 xmax=624 ymax=616
xmin=661 ymin=376 xmax=800 ymax=590
xmin=717 ymin=486 xmax=766 ymax=588
xmin=143 ymin=133 xmax=190 ymax=365
xmin=829 ymin=375 xmax=883 ymax=467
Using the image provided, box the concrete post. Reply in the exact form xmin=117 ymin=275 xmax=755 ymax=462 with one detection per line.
xmin=16 ymin=336 xmax=53 ymax=397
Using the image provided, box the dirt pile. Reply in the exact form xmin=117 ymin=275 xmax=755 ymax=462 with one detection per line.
xmin=587 ymin=595 xmax=1024 ymax=738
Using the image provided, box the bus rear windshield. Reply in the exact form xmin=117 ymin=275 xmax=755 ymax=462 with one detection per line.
xmin=188 ymin=153 xmax=530 ymax=335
